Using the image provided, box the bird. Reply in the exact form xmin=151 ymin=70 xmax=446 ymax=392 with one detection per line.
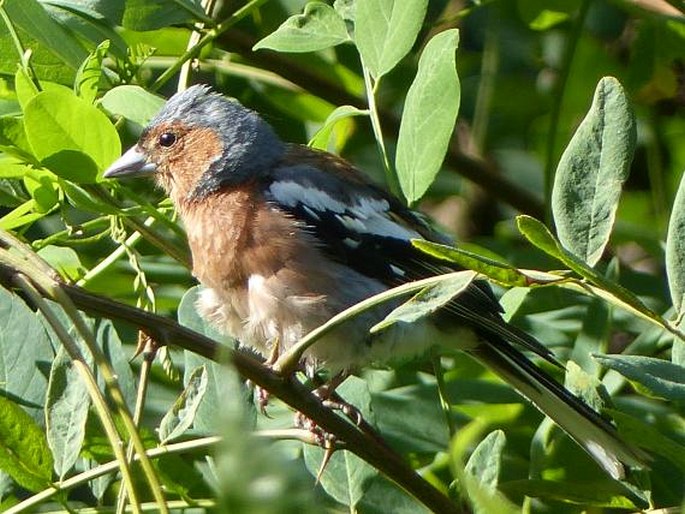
xmin=103 ymin=84 xmax=647 ymax=480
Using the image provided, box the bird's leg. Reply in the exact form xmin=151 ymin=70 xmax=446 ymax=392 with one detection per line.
xmin=252 ymin=338 xmax=282 ymax=415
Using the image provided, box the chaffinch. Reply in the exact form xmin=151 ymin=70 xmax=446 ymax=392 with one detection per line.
xmin=104 ymin=85 xmax=646 ymax=479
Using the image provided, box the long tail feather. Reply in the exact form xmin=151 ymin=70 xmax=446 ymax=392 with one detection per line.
xmin=468 ymin=337 xmax=648 ymax=480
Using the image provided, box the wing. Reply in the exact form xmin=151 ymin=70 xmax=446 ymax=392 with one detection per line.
xmin=262 ymin=146 xmax=558 ymax=365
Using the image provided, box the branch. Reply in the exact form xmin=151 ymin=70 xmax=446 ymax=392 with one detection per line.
xmin=0 ymin=258 xmax=461 ymax=514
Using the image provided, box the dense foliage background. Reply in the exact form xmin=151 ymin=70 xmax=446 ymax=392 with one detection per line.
xmin=0 ymin=0 xmax=684 ymax=512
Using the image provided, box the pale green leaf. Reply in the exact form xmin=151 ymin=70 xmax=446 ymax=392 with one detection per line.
xmin=308 ymin=105 xmax=368 ymax=150
xmin=253 ymin=2 xmax=350 ymax=53
xmin=465 ymin=430 xmax=505 ymax=491
xmin=24 ymin=90 xmax=120 ymax=182
xmin=594 ymin=354 xmax=685 ymax=400
xmin=303 ymin=377 xmax=377 ymax=507
xmin=99 ymin=85 xmax=166 ymax=128
xmin=666 ymin=169 xmax=685 ymax=317
xmin=395 ymin=29 xmax=460 ymax=204
xmin=371 ymin=270 xmax=475 ymax=333
xmin=158 ymin=365 xmax=208 ymax=443
xmin=45 ymin=346 xmax=90 ymax=479
xmin=552 ymin=77 xmax=636 ymax=266
xmin=355 ymin=0 xmax=428 ymax=79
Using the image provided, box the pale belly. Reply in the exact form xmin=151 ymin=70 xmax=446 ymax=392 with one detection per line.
xmin=194 ymin=271 xmax=466 ymax=373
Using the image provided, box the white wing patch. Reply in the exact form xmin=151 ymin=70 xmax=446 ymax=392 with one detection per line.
xmin=268 ymin=179 xmax=420 ymax=241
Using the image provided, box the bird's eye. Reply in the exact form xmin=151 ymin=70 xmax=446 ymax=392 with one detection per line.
xmin=158 ymin=132 xmax=177 ymax=148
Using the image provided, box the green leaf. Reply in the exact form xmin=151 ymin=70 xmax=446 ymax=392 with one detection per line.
xmin=412 ymin=240 xmax=526 ymax=286
xmin=0 ymin=163 xmax=29 ymax=178
xmin=96 ymin=321 xmax=137 ymax=409
xmin=465 ymin=430 xmax=505 ymax=491
xmin=0 ymin=287 xmax=53 ymax=421
xmin=517 ymin=0 xmax=577 ymax=30
xmin=355 ymin=0 xmax=428 ymax=79
xmin=75 ymin=39 xmax=110 ymax=103
xmin=395 ymin=29 xmax=460 ymax=204
xmin=593 ymin=354 xmax=685 ymax=400
xmin=3 ymin=0 xmax=87 ymax=69
xmin=371 ymin=270 xmax=475 ymax=333
xmin=99 ymin=85 xmax=166 ymax=128
xmin=37 ymin=245 xmax=86 ymax=282
xmin=15 ymin=68 xmax=40 ymax=111
xmin=666 ymin=169 xmax=685 ymax=318
xmin=178 ymin=286 xmax=252 ymax=432
xmin=158 ymin=365 xmax=208 ymax=444
xmin=0 ymin=116 xmax=36 ymax=163
xmin=0 ymin=200 xmax=46 ymax=229
xmin=501 ymin=479 xmax=638 ymax=508
xmin=303 ymin=377 xmax=377 ymax=507
xmin=23 ymin=168 xmax=58 ymax=213
xmin=253 ymin=2 xmax=350 ymax=53
xmin=450 ymin=420 xmax=520 ymax=514
xmin=551 ymin=77 xmax=636 ymax=266
xmin=516 ymin=215 xmax=665 ymax=326
xmin=24 ymin=89 xmax=121 ymax=182
xmin=45 ymin=346 xmax=90 ymax=479
xmin=0 ymin=395 xmax=53 ymax=491
xmin=608 ymin=409 xmax=685 ymax=473
xmin=308 ymin=105 xmax=368 ymax=150
xmin=61 ymin=181 xmax=119 ymax=214
xmin=122 ymin=0 xmax=207 ymax=31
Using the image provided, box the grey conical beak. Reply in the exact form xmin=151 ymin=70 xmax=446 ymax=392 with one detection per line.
xmin=103 ymin=146 xmax=157 ymax=178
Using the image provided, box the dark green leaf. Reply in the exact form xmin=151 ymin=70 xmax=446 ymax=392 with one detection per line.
xmin=395 ymin=29 xmax=460 ymax=204
xmin=122 ymin=0 xmax=207 ymax=31
xmin=551 ymin=77 xmax=636 ymax=266
xmin=501 ymin=479 xmax=638 ymax=508
xmin=3 ymin=0 xmax=87 ymax=68
xmin=0 ymin=395 xmax=53 ymax=491
xmin=0 ymin=287 xmax=53 ymax=421
xmin=355 ymin=0 xmax=428 ymax=79
xmin=253 ymin=2 xmax=350 ymax=53
xmin=608 ymin=409 xmax=685 ymax=473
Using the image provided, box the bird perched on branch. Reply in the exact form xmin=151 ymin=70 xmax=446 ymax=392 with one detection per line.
xmin=104 ymin=84 xmax=647 ymax=480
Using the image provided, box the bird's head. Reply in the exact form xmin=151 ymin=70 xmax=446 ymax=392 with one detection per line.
xmin=104 ymin=85 xmax=285 ymax=203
